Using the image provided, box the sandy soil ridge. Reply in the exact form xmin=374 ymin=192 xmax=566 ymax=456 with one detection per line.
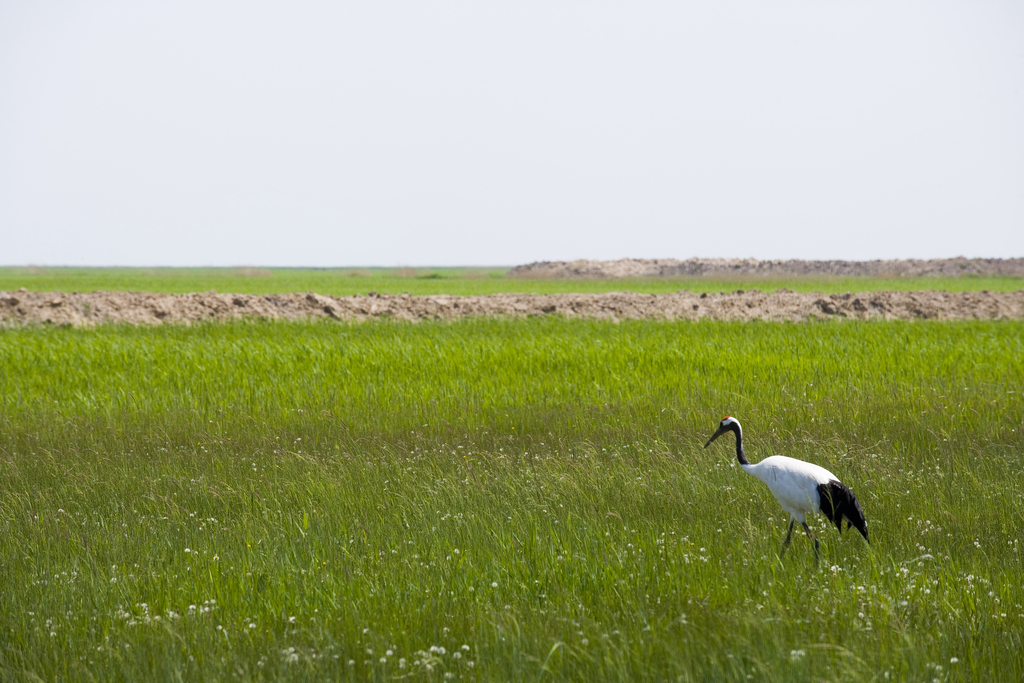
xmin=2 ymin=289 xmax=1023 ymax=326
xmin=509 ymin=257 xmax=1024 ymax=278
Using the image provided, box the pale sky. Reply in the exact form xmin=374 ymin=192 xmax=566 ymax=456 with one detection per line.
xmin=2 ymin=1 xmax=1022 ymax=267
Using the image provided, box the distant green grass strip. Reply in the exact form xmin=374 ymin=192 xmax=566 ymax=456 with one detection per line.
xmin=2 ymin=266 xmax=1022 ymax=295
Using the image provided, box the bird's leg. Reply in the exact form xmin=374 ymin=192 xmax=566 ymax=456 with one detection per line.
xmin=779 ymin=520 xmax=795 ymax=558
xmin=802 ymin=522 xmax=820 ymax=566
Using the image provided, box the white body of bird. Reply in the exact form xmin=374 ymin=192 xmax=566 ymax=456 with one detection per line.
xmin=740 ymin=455 xmax=839 ymax=526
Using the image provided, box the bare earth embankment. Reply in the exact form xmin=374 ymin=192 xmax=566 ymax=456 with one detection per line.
xmin=3 ymin=289 xmax=1023 ymax=326
xmin=5 ymin=259 xmax=1023 ymax=326
xmin=508 ymin=256 xmax=1024 ymax=278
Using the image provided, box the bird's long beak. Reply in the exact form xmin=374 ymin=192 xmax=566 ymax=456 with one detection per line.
xmin=704 ymin=426 xmax=727 ymax=448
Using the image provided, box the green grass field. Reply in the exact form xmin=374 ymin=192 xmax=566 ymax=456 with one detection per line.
xmin=2 ymin=266 xmax=1023 ymax=296
xmin=1 ymin=318 xmax=1022 ymax=681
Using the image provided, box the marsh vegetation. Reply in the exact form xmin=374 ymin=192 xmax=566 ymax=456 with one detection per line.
xmin=1 ymin=318 xmax=1021 ymax=680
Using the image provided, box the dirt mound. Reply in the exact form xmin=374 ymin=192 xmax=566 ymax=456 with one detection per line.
xmin=508 ymin=257 xmax=1024 ymax=279
xmin=2 ymin=289 xmax=1023 ymax=326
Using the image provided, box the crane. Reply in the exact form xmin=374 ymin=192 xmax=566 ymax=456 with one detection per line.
xmin=704 ymin=416 xmax=868 ymax=562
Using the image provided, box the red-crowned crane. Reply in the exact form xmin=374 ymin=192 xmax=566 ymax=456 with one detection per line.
xmin=704 ymin=416 xmax=868 ymax=562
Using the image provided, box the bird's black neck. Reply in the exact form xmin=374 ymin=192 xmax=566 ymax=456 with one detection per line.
xmin=729 ymin=422 xmax=749 ymax=465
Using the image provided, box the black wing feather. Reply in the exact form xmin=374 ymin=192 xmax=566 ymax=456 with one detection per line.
xmin=816 ymin=480 xmax=869 ymax=542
